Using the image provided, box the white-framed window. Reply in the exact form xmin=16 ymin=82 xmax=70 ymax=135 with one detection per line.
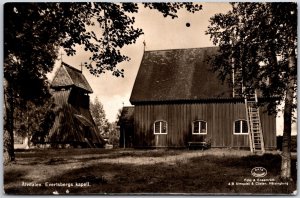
xmin=234 ymin=120 xmax=248 ymax=135
xmin=153 ymin=120 xmax=167 ymax=134
xmin=192 ymin=120 xmax=207 ymax=135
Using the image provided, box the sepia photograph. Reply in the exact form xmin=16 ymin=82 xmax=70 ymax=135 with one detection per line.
xmin=3 ymin=2 xmax=297 ymax=195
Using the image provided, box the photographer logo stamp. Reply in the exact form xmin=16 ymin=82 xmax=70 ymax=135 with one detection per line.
xmin=251 ymin=167 xmax=267 ymax=178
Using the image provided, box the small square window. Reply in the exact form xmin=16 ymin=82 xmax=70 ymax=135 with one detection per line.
xmin=154 ymin=121 xmax=167 ymax=134
xmin=234 ymin=120 xmax=248 ymax=135
xmin=192 ymin=120 xmax=207 ymax=134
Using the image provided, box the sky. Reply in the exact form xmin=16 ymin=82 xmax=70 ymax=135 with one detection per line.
xmin=47 ymin=2 xmax=296 ymax=135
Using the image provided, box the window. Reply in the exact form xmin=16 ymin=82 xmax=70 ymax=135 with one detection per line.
xmin=192 ymin=120 xmax=207 ymax=134
xmin=154 ymin=121 xmax=167 ymax=134
xmin=234 ymin=120 xmax=248 ymax=134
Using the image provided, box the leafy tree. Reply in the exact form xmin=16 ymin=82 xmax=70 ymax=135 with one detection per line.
xmin=30 ymin=100 xmax=56 ymax=146
xmin=90 ymin=97 xmax=109 ymax=135
xmin=22 ymin=102 xmax=55 ymax=145
xmin=4 ymin=91 xmax=55 ymax=148
xmin=4 ymin=2 xmax=202 ymax=162
xmin=206 ymin=2 xmax=297 ymax=179
xmin=4 ymin=3 xmax=61 ymax=162
xmin=107 ymin=122 xmax=120 ymax=147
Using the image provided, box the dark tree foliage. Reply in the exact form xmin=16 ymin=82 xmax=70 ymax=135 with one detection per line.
xmin=13 ymin=99 xmax=56 ymax=145
xmin=4 ymin=2 xmax=202 ymax=162
xmin=206 ymin=2 xmax=296 ymax=179
xmin=30 ymin=101 xmax=56 ymax=145
xmin=5 ymin=3 xmax=202 ymax=78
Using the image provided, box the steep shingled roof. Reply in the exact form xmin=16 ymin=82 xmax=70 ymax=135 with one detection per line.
xmin=130 ymin=47 xmax=233 ymax=103
xmin=51 ymin=62 xmax=93 ymax=93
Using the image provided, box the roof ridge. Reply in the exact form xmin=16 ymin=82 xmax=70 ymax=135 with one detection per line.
xmin=62 ymin=63 xmax=75 ymax=86
xmin=145 ymin=46 xmax=218 ymax=52
xmin=62 ymin=62 xmax=82 ymax=73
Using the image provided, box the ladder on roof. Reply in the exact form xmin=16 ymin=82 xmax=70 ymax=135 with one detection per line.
xmin=245 ymin=91 xmax=265 ymax=154
xmin=233 ymin=67 xmax=243 ymax=97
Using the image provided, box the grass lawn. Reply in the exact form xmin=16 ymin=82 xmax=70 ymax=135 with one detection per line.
xmin=4 ymin=148 xmax=297 ymax=195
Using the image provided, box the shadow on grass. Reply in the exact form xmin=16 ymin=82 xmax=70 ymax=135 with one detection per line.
xmin=5 ymin=153 xmax=297 ymax=195
xmin=13 ymin=148 xmax=183 ymax=166
xmin=4 ymin=168 xmax=40 ymax=195
xmin=15 ymin=148 xmax=181 ymax=157
xmin=4 ymin=169 xmax=27 ymax=184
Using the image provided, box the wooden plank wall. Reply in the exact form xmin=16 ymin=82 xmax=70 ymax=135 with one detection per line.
xmin=48 ymin=89 xmax=104 ymax=145
xmin=133 ymin=103 xmax=276 ymax=149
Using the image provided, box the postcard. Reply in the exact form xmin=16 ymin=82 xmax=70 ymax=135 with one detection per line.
xmin=3 ymin=2 xmax=297 ymax=195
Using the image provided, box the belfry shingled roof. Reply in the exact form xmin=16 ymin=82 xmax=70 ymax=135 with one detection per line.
xmin=130 ymin=47 xmax=233 ymax=103
xmin=51 ymin=62 xmax=93 ymax=93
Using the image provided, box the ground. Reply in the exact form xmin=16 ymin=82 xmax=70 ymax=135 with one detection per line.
xmin=4 ymin=148 xmax=297 ymax=195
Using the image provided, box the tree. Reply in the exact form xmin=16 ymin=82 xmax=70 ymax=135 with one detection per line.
xmin=206 ymin=2 xmax=297 ymax=179
xmin=107 ymin=122 xmax=120 ymax=147
xmin=90 ymin=97 xmax=109 ymax=135
xmin=4 ymin=3 xmax=62 ymax=162
xmin=4 ymin=3 xmax=202 ymax=162
xmin=31 ymin=101 xmax=57 ymax=145
xmin=4 ymin=86 xmax=55 ymax=145
xmin=16 ymin=100 xmax=55 ymax=145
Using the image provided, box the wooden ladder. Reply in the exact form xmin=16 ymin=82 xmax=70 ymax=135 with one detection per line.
xmin=245 ymin=91 xmax=265 ymax=154
xmin=233 ymin=67 xmax=243 ymax=97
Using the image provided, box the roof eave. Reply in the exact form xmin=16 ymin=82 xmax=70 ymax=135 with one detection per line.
xmin=130 ymin=97 xmax=279 ymax=105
